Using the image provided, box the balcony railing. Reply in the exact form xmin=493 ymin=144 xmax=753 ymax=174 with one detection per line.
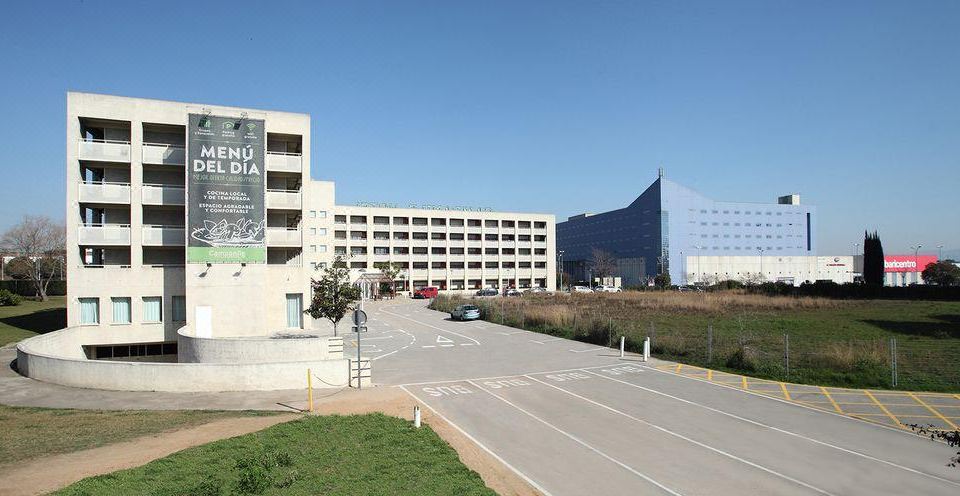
xmin=266 ymin=152 xmax=302 ymax=173
xmin=142 ymin=143 xmax=185 ymax=165
xmin=266 ymin=189 xmax=301 ymax=210
xmin=78 ymin=224 xmax=131 ymax=246
xmin=141 ymin=225 xmax=185 ymax=246
xmin=142 ymin=184 xmax=185 ymax=205
xmin=78 ymin=139 xmax=130 ymax=162
xmin=78 ymin=181 xmax=131 ymax=204
xmin=267 ymin=227 xmax=302 ymax=247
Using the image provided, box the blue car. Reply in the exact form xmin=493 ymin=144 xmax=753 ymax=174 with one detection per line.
xmin=451 ymin=304 xmax=481 ymax=321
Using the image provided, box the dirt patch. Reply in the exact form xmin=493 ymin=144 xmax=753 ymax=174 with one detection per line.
xmin=0 ymin=386 xmax=539 ymax=496
xmin=0 ymin=414 xmax=296 ymax=496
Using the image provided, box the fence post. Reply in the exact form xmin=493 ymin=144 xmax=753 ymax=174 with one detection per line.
xmin=890 ymin=337 xmax=898 ymax=388
xmin=707 ymin=324 xmax=713 ymax=363
xmin=784 ymin=334 xmax=790 ymax=378
xmin=649 ymin=322 xmax=656 ymax=350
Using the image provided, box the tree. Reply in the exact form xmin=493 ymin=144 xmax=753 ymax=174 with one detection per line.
xmin=374 ymin=261 xmax=405 ymax=296
xmin=921 ymin=261 xmax=960 ymax=286
xmin=654 ymin=272 xmax=671 ymax=289
xmin=1 ymin=216 xmax=65 ymax=301
xmin=304 ymin=256 xmax=361 ymax=336
xmin=862 ymin=231 xmax=885 ymax=288
xmin=589 ymin=248 xmax=616 ymax=282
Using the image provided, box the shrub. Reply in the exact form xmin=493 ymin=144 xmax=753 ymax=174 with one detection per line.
xmin=0 ymin=289 xmax=23 ymax=306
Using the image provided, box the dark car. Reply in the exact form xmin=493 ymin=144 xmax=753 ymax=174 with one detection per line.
xmin=475 ymin=288 xmax=499 ymax=297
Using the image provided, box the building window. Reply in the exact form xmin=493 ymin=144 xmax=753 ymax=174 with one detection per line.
xmin=318 ymin=245 xmax=327 ymax=253
xmin=79 ymin=297 xmax=99 ymax=325
xmin=111 ymin=297 xmax=131 ymax=324
xmin=172 ymin=295 xmax=186 ymax=322
xmin=318 ymin=211 xmax=327 ymax=218
xmin=309 ymin=210 xmax=317 ymax=218
xmin=310 ymin=228 xmax=317 ymax=236
xmin=286 ymin=293 xmax=303 ymax=329
xmin=317 ymin=228 xmax=327 ymax=236
xmin=142 ymin=296 xmax=162 ymax=323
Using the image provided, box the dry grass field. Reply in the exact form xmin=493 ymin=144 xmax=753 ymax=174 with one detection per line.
xmin=432 ymin=292 xmax=960 ymax=392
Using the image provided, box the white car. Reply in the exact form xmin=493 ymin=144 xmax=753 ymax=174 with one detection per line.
xmin=572 ymin=285 xmax=594 ymax=293
xmin=594 ymin=285 xmax=622 ymax=293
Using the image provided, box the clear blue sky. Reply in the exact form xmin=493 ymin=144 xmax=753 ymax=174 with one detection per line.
xmin=1 ymin=0 xmax=958 ymax=256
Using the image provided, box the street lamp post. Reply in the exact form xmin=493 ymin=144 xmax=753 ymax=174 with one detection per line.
xmin=911 ymin=244 xmax=922 ymax=285
xmin=937 ymin=244 xmax=943 ymax=260
xmin=694 ymin=245 xmax=703 ymax=285
xmin=758 ymin=248 xmax=765 ymax=281
xmin=557 ymin=250 xmax=564 ymax=291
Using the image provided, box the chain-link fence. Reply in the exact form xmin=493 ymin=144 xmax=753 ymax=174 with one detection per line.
xmin=432 ymin=296 xmax=960 ymax=393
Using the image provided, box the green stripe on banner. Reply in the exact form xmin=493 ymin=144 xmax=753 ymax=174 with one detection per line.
xmin=187 ymin=247 xmax=266 ymax=264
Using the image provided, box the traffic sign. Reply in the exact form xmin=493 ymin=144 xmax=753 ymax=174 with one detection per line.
xmin=353 ymin=309 xmax=368 ymax=326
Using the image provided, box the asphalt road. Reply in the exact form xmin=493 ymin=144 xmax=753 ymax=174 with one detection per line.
xmin=355 ymin=299 xmax=960 ymax=496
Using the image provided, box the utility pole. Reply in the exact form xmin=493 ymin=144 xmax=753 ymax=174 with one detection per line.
xmin=558 ymin=250 xmax=564 ymax=291
xmin=758 ymin=248 xmax=765 ymax=281
xmin=911 ymin=244 xmax=923 ymax=284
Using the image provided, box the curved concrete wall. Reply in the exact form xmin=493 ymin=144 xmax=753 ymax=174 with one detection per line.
xmin=16 ymin=327 xmax=360 ymax=392
xmin=177 ymin=327 xmax=343 ymax=364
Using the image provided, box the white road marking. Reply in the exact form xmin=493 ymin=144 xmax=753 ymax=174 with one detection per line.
xmin=498 ymin=331 xmax=525 ymax=336
xmin=585 ymin=369 xmax=960 ymax=489
xmin=422 ymin=345 xmax=436 ymax=348
xmin=466 ymin=380 xmax=682 ymax=496
xmin=460 ymin=343 xmax=476 ymax=346
xmin=399 ymin=385 xmax=555 ymax=496
xmin=381 ymin=307 xmax=481 ymax=345
xmin=569 ymin=348 xmax=601 ymax=353
xmin=531 ymin=337 xmax=565 ymax=345
xmin=370 ymin=328 xmax=416 ymax=361
xmin=525 ymin=375 xmax=834 ymax=495
xmin=437 ymin=335 xmax=454 ymax=344
xmin=397 ymin=364 xmax=627 ymax=388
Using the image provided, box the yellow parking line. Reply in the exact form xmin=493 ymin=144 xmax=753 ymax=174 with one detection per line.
xmin=780 ymin=383 xmax=791 ymax=401
xmin=707 ymin=369 xmax=713 ymax=381
xmin=864 ymin=390 xmax=902 ymax=427
xmin=908 ymin=392 xmax=959 ymax=430
xmin=741 ymin=376 xmax=748 ymax=390
xmin=676 ymin=363 xmax=683 ymax=373
xmin=821 ymin=387 xmax=843 ymax=414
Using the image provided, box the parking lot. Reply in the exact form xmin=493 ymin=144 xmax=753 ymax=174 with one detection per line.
xmin=358 ymin=299 xmax=960 ymax=496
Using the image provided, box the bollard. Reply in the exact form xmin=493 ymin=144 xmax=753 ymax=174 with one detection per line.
xmin=643 ymin=337 xmax=650 ymax=362
xmin=619 ymin=336 xmax=625 ymax=358
xmin=307 ymin=368 xmax=314 ymax=412
xmin=414 ymin=405 xmax=421 ymax=428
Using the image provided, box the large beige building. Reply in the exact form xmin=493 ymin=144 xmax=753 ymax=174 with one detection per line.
xmin=66 ymin=93 xmax=555 ymax=360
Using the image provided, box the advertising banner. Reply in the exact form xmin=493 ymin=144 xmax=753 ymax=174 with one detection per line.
xmin=186 ymin=113 xmax=266 ymax=264
xmin=883 ymin=255 xmax=938 ymax=273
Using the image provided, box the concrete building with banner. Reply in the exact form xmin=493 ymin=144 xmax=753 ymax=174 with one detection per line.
xmin=16 ymin=92 xmax=554 ymax=393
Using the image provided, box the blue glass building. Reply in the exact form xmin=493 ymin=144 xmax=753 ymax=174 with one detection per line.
xmin=556 ymin=172 xmax=816 ymax=286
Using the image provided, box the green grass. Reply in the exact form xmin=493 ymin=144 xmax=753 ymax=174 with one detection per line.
xmin=54 ymin=414 xmax=495 ymax=496
xmin=0 ymin=296 xmax=66 ymax=346
xmin=432 ymin=293 xmax=960 ymax=392
xmin=0 ymin=405 xmax=276 ymax=467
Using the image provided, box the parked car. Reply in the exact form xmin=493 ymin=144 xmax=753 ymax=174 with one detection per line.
xmin=475 ymin=288 xmax=499 ymax=297
xmin=594 ymin=285 xmax=622 ymax=293
xmin=451 ymin=304 xmax=481 ymax=321
xmin=572 ymin=285 xmax=593 ymax=293
xmin=524 ymin=287 xmax=550 ymax=295
xmin=677 ymin=285 xmax=704 ymax=293
xmin=413 ymin=286 xmax=439 ymax=299
xmin=505 ymin=288 xmax=523 ymax=297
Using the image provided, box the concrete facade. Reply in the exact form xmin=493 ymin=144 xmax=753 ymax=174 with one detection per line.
xmin=24 ymin=92 xmax=554 ymax=391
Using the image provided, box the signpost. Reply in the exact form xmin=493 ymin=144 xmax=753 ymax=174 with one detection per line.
xmin=352 ymin=309 xmax=367 ymax=389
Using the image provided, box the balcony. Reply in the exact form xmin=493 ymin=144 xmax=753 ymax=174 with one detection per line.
xmin=78 ymin=224 xmax=131 ymax=246
xmin=78 ymin=182 xmax=131 ymax=204
xmin=266 ymin=152 xmax=302 ymax=173
xmin=78 ymin=139 xmax=130 ymax=162
xmin=142 ymin=184 xmax=185 ymax=206
xmin=266 ymin=190 xmax=301 ymax=210
xmin=267 ymin=228 xmax=302 ymax=247
xmin=142 ymin=143 xmax=185 ymax=165
xmin=373 ymin=254 xmax=390 ymax=262
xmin=141 ymin=225 xmax=185 ymax=246
xmin=411 ymin=239 xmax=429 ymax=247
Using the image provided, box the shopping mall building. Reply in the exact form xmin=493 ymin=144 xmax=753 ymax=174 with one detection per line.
xmin=557 ymin=172 xmax=859 ymax=286
xmin=15 ymin=92 xmax=554 ymax=392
